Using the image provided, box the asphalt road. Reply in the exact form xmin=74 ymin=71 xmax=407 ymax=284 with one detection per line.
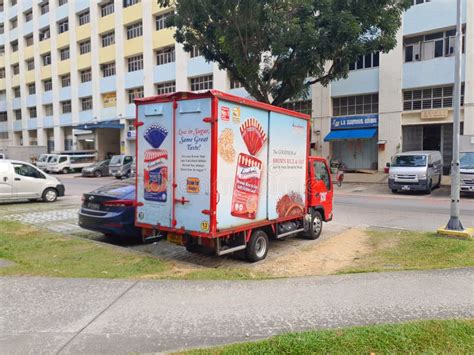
xmin=1 ymin=268 xmax=472 ymax=354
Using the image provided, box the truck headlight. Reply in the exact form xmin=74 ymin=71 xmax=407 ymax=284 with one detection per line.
xmin=389 ymin=173 xmax=395 ymax=179
xmin=419 ymin=174 xmax=427 ymax=180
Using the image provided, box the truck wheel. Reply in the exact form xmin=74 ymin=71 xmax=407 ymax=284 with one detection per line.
xmin=62 ymin=168 xmax=69 ymax=174
xmin=246 ymin=230 xmax=269 ymax=262
xmin=426 ymin=179 xmax=433 ymax=194
xmin=42 ymin=188 xmax=58 ymax=202
xmin=94 ymin=170 xmax=102 ymax=178
xmin=305 ymin=211 xmax=323 ymax=240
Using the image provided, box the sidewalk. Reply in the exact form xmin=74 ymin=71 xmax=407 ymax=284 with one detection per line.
xmin=1 ymin=268 xmax=473 ymax=354
xmin=344 ymin=172 xmax=451 ymax=186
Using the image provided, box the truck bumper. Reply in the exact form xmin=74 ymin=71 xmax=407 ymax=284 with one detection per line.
xmin=461 ymin=185 xmax=474 ymax=192
xmin=389 ymin=179 xmax=429 ymax=191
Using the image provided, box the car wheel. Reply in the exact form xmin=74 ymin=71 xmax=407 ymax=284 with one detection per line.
xmin=245 ymin=230 xmax=269 ymax=262
xmin=62 ymin=168 xmax=69 ymax=174
xmin=42 ymin=188 xmax=58 ymax=202
xmin=94 ymin=170 xmax=102 ymax=178
xmin=305 ymin=211 xmax=323 ymax=240
xmin=436 ymin=174 xmax=442 ymax=188
xmin=391 ymin=189 xmax=398 ymax=194
xmin=426 ymin=179 xmax=433 ymax=194
xmin=115 ymin=176 xmax=122 ymax=180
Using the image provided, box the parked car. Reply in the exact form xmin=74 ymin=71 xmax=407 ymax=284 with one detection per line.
xmin=36 ymin=154 xmax=57 ymax=172
xmin=78 ymin=179 xmax=140 ymax=240
xmin=81 ymin=160 xmax=110 ymax=177
xmin=388 ymin=151 xmax=443 ymax=194
xmin=460 ymin=151 xmax=474 ymax=193
xmin=0 ymin=159 xmax=65 ymax=202
xmin=109 ymin=154 xmax=134 ymax=179
xmin=47 ymin=153 xmax=97 ymax=174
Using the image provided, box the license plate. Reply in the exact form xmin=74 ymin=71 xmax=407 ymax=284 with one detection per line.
xmin=401 ymin=185 xmax=410 ymax=191
xmin=167 ymin=234 xmax=184 ymax=246
xmin=88 ymin=203 xmax=100 ymax=210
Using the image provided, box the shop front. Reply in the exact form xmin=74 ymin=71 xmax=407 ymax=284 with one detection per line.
xmin=324 ymin=114 xmax=379 ymax=171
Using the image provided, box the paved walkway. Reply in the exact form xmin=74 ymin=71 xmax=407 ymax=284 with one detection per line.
xmin=1 ymin=268 xmax=473 ymax=354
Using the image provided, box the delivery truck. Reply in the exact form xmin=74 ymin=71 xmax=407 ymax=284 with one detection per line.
xmin=134 ymin=91 xmax=333 ymax=262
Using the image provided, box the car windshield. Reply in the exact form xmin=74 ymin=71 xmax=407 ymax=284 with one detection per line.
xmin=392 ymin=155 xmax=427 ymax=167
xmin=110 ymin=156 xmax=122 ymax=165
xmin=50 ymin=156 xmax=59 ymax=163
xmin=460 ymin=152 xmax=474 ymax=169
xmin=38 ymin=155 xmax=48 ymax=162
xmin=91 ymin=180 xmax=135 ymax=198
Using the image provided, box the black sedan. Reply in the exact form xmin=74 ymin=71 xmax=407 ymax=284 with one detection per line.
xmin=78 ymin=179 xmax=141 ymax=241
xmin=81 ymin=160 xmax=110 ymax=177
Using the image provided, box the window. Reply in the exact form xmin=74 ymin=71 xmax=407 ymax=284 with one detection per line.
xmin=80 ymin=68 xmax=92 ymax=83
xmin=10 ymin=17 xmax=17 ymax=30
xmin=404 ymin=27 xmax=465 ymax=63
xmin=58 ymin=0 xmax=67 ymax=6
xmin=11 ymin=40 xmax=18 ymax=52
xmin=0 ymin=132 xmax=8 ymax=139
xmin=128 ymin=87 xmax=144 ymax=103
xmin=0 ymin=46 xmax=5 ymax=55
xmin=39 ymin=27 xmax=50 ymax=41
xmin=156 ymin=46 xmax=175 ymax=65
xmin=78 ymin=10 xmax=90 ymax=25
xmin=14 ymin=163 xmax=45 ymax=179
xmin=40 ymin=2 xmax=49 ymax=15
xmin=332 ymin=94 xmax=379 ymax=116
xmin=0 ymin=112 xmax=7 ymax=122
xmin=24 ymin=9 xmax=33 ymax=22
xmin=61 ymin=100 xmax=71 ymax=113
xmin=412 ymin=0 xmax=430 ymax=4
xmin=11 ymin=0 xmax=17 ymax=5
xmin=61 ymin=74 xmax=70 ymax=87
xmin=59 ymin=47 xmax=70 ymax=61
xmin=230 ymin=78 xmax=243 ymax=89
xmin=43 ymin=79 xmax=52 ymax=91
xmin=42 ymin=52 xmax=51 ymax=66
xmin=190 ymin=46 xmax=202 ymax=58
xmin=101 ymin=1 xmax=114 ymax=17
xmin=58 ymin=19 xmax=69 ymax=34
xmin=156 ymin=81 xmax=176 ymax=95
xmin=123 ymin=0 xmax=140 ymax=8
xmin=126 ymin=22 xmax=142 ymax=40
xmin=25 ymin=34 xmax=34 ymax=46
xmin=403 ymin=84 xmax=465 ymax=111
xmin=13 ymin=86 xmax=20 ymax=98
xmin=280 ymin=100 xmax=312 ymax=115
xmin=102 ymin=92 xmax=116 ymax=107
xmin=11 ymin=64 xmax=19 ymax=75
xmin=155 ymin=11 xmax=172 ymax=31
xmin=26 ymin=59 xmax=35 ymax=71
xmin=29 ymin=107 xmax=37 ymax=118
xmin=101 ymin=62 xmax=115 ymax=77
xmin=127 ymin=55 xmax=143 ymax=72
xmin=349 ymin=52 xmax=379 ymax=71
xmin=0 ymin=24 xmax=3 ymax=34
xmin=0 ymin=68 xmax=4 ymax=78
xmin=79 ymin=39 xmax=91 ymax=55
xmin=81 ymin=96 xmax=93 ymax=111
xmin=27 ymin=83 xmax=36 ymax=95
xmin=101 ymin=31 xmax=115 ymax=47
xmin=190 ymin=75 xmax=213 ymax=91
xmin=44 ymin=104 xmax=53 ymax=116
xmin=14 ymin=109 xmax=21 ymax=120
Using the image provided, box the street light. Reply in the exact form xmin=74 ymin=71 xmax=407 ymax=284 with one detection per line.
xmin=444 ymin=0 xmax=464 ymax=232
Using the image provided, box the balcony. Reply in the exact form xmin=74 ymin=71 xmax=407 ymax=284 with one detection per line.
xmin=0 ymin=100 xmax=6 ymax=111
xmin=100 ymin=107 xmax=116 ymax=120
xmin=123 ymin=3 xmax=142 ymax=25
xmin=57 ymin=59 xmax=71 ymax=75
xmin=0 ymin=121 xmax=8 ymax=132
xmin=56 ymin=3 xmax=69 ymax=20
xmin=40 ymin=66 xmax=52 ymax=81
xmin=152 ymin=28 xmax=175 ymax=49
xmin=153 ymin=62 xmax=176 ymax=83
xmin=56 ymin=32 xmax=69 ymax=48
xmin=59 ymin=87 xmax=72 ymax=101
xmin=13 ymin=120 xmax=22 ymax=132
xmin=43 ymin=116 xmax=54 ymax=128
xmin=39 ymin=13 xmax=49 ymax=29
xmin=39 ymin=38 xmax=51 ymax=54
xmin=331 ymin=67 xmax=379 ymax=97
xmin=124 ymin=70 xmax=144 ymax=89
xmin=42 ymin=91 xmax=53 ymax=104
xmin=187 ymin=56 xmax=213 ymax=77
xmin=12 ymin=98 xmax=21 ymax=110
xmin=99 ymin=14 xmax=115 ymax=34
xmin=26 ymin=94 xmax=36 ymax=107
xmin=99 ymin=45 xmax=116 ymax=64
xmin=100 ymin=76 xmax=116 ymax=94
xmin=27 ymin=118 xmax=37 ymax=130
xmin=59 ymin=113 xmax=72 ymax=126
xmin=76 ymin=23 xmax=91 ymax=42
xmin=77 ymin=52 xmax=92 ymax=70
xmin=78 ymin=82 xmax=93 ymax=97
xmin=124 ymin=37 xmax=143 ymax=57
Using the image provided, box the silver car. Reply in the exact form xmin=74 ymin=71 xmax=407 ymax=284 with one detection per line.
xmin=109 ymin=155 xmax=134 ymax=180
xmin=388 ymin=151 xmax=443 ymax=194
xmin=0 ymin=159 xmax=65 ymax=202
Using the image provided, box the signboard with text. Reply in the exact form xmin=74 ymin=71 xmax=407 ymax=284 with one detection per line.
xmin=331 ymin=114 xmax=378 ymax=130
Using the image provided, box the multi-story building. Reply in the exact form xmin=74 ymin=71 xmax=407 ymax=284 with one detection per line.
xmin=0 ymin=0 xmax=246 ymax=158
xmin=313 ymin=0 xmax=473 ymax=173
xmin=0 ymin=0 xmax=471 ymax=171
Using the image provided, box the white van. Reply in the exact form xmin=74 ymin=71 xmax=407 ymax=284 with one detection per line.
xmin=47 ymin=154 xmax=97 ymax=174
xmin=0 ymin=159 xmax=65 ymax=202
xmin=36 ymin=154 xmax=58 ymax=171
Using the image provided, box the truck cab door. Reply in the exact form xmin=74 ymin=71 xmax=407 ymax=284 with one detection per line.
xmin=0 ymin=161 xmax=13 ymax=200
xmin=308 ymin=158 xmax=333 ymax=220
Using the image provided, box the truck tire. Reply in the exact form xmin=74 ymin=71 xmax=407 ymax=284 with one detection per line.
xmin=425 ymin=179 xmax=433 ymax=194
xmin=62 ymin=167 xmax=69 ymax=174
xmin=42 ymin=188 xmax=58 ymax=202
xmin=305 ymin=211 xmax=323 ymax=240
xmin=246 ymin=230 xmax=269 ymax=262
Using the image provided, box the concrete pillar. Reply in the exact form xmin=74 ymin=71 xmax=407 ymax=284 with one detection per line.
xmin=378 ymin=27 xmax=403 ymax=169
xmin=464 ymin=0 xmax=474 ymax=135
xmin=37 ymin=128 xmax=47 ymax=146
xmin=21 ymin=130 xmax=30 ymax=146
xmin=54 ymin=126 xmax=65 ymax=152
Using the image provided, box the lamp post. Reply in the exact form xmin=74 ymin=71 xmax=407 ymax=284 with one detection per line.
xmin=446 ymin=0 xmax=463 ymax=231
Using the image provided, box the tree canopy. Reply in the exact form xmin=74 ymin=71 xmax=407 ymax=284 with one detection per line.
xmin=158 ymin=0 xmax=411 ymax=105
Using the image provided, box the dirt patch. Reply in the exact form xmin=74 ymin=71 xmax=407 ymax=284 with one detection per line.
xmin=254 ymin=229 xmax=372 ymax=277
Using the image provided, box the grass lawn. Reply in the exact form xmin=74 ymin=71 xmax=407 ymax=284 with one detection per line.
xmin=342 ymin=229 xmax=474 ymax=274
xmin=182 ymin=319 xmax=474 ymax=354
xmin=0 ymin=220 xmax=169 ymax=279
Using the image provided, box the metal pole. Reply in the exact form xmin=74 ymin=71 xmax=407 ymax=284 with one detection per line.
xmin=446 ymin=0 xmax=463 ymax=231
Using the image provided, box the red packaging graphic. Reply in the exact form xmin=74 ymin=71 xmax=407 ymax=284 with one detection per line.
xmin=144 ymin=149 xmax=168 ymax=202
xmin=231 ymin=153 xmax=262 ymax=220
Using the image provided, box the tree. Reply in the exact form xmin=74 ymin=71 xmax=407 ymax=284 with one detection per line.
xmin=158 ymin=0 xmax=411 ymax=105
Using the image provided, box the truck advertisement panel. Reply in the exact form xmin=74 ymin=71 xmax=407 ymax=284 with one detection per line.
xmin=216 ymin=100 xmax=269 ymax=229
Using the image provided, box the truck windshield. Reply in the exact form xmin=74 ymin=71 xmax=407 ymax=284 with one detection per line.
xmin=48 ymin=156 xmax=57 ymax=162
xmin=110 ymin=156 xmax=122 ymax=165
xmin=460 ymin=152 xmax=474 ymax=169
xmin=392 ymin=155 xmax=427 ymax=167
xmin=50 ymin=156 xmax=59 ymax=163
xmin=38 ymin=155 xmax=47 ymax=162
